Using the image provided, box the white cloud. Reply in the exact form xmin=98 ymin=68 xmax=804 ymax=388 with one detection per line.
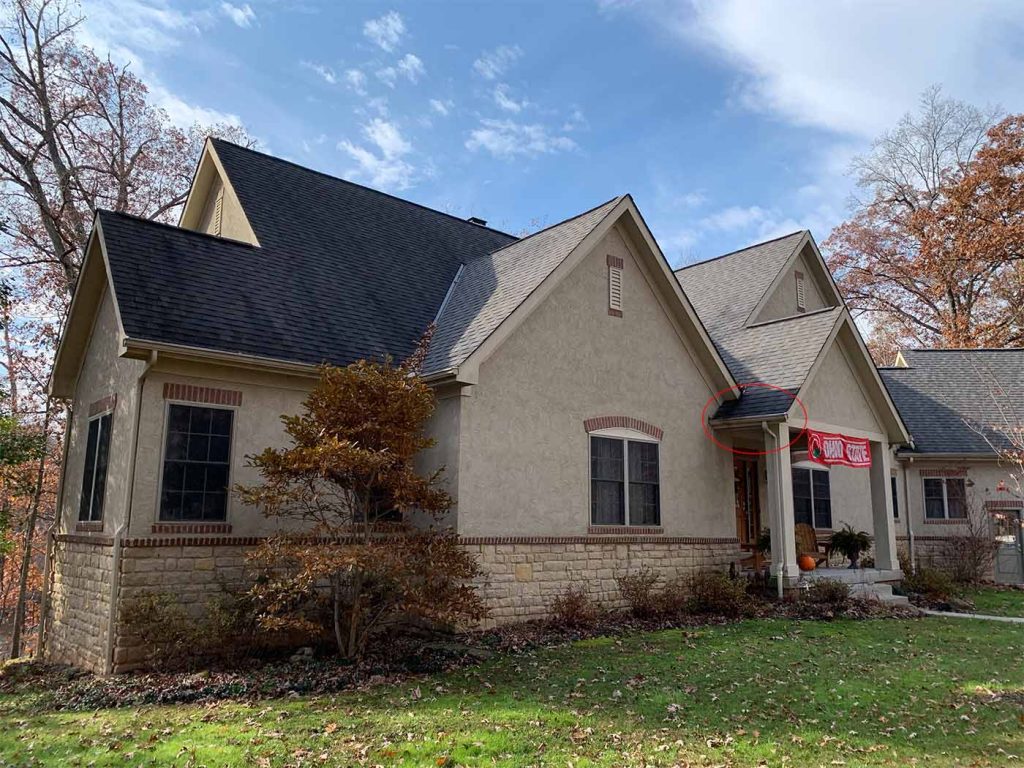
xmin=493 ymin=83 xmax=527 ymax=113
xmin=220 ymin=2 xmax=255 ymax=28
xmin=430 ymin=98 xmax=453 ymax=116
xmin=473 ymin=45 xmax=523 ymax=80
xmin=397 ymin=53 xmax=426 ymax=83
xmin=666 ymin=0 xmax=1024 ymax=138
xmin=699 ymin=205 xmax=767 ymax=232
xmin=338 ymin=118 xmax=416 ymax=190
xmin=302 ymin=61 xmax=337 ymax=85
xmin=465 ymin=119 xmax=577 ymax=159
xmin=78 ymin=0 xmax=203 ymax=63
xmin=363 ymin=10 xmax=405 ymax=52
xmin=150 ymin=84 xmax=242 ymax=128
xmin=345 ymin=68 xmax=367 ymax=95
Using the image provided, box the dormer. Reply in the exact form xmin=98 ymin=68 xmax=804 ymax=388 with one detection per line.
xmin=747 ymin=233 xmax=841 ymax=326
xmin=179 ymin=138 xmax=259 ymax=246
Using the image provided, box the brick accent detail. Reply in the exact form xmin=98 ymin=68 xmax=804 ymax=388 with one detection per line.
xmin=984 ymin=500 xmax=1023 ymax=510
xmin=583 ymin=415 xmax=663 ymax=440
xmin=606 ymin=254 xmax=624 ymax=269
xmin=587 ymin=525 xmax=664 ymax=536
xmin=920 ymin=468 xmax=967 ymax=477
xmin=608 ymin=308 xmax=623 ymax=318
xmin=151 ymin=523 xmax=233 ymax=535
xmin=88 ymin=394 xmax=117 ymax=416
xmin=75 ymin=521 xmax=104 ymax=533
xmin=923 ymin=518 xmax=968 ymax=525
xmin=163 ymin=382 xmax=242 ymax=407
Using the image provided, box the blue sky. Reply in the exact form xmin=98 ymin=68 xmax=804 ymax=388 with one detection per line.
xmin=80 ymin=0 xmax=1024 ymax=267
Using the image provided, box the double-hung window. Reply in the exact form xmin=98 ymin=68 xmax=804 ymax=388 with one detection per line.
xmin=923 ymin=478 xmax=966 ymax=519
xmin=79 ymin=411 xmax=113 ymax=522
xmin=792 ymin=465 xmax=832 ymax=529
xmin=590 ymin=435 xmax=660 ymax=526
xmin=160 ymin=404 xmax=234 ymax=521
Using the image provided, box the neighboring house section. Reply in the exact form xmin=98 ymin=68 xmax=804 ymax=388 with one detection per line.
xmin=880 ymin=349 xmax=1024 ymax=583
xmin=41 ymin=138 xmax=925 ymax=674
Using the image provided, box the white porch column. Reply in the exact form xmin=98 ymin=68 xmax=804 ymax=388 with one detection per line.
xmin=869 ymin=439 xmax=899 ymax=571
xmin=766 ymin=422 xmax=799 ymax=586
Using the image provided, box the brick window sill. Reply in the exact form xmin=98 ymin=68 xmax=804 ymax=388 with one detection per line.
xmin=588 ymin=525 xmax=664 ymax=536
xmin=923 ymin=518 xmax=967 ymax=525
xmin=151 ymin=522 xmax=232 ymax=534
xmin=75 ymin=521 xmax=103 ymax=533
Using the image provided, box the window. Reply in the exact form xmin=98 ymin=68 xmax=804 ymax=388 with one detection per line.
xmin=923 ymin=477 xmax=967 ymax=519
xmin=590 ymin=435 xmax=660 ymax=526
xmin=79 ymin=412 xmax=113 ymax=522
xmin=792 ymin=466 xmax=832 ymax=529
xmin=795 ymin=271 xmax=806 ymax=312
xmin=891 ymin=476 xmax=900 ymax=519
xmin=160 ymin=404 xmax=233 ymax=521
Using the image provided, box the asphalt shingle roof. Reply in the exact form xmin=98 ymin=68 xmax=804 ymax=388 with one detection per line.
xmin=675 ymin=232 xmax=839 ymax=419
xmin=425 ymin=197 xmax=620 ymax=374
xmin=879 ymin=349 xmax=1024 ymax=455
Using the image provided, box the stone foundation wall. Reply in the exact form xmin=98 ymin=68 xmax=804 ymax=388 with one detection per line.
xmin=464 ymin=536 xmax=743 ymax=627
xmin=45 ymin=535 xmax=115 ymax=673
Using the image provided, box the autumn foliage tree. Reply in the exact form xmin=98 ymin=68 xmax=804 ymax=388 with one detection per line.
xmin=238 ymin=337 xmax=486 ymax=660
xmin=826 ymin=87 xmax=1024 ymax=362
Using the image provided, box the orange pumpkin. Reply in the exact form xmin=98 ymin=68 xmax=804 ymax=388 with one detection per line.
xmin=797 ymin=554 xmax=817 ymax=572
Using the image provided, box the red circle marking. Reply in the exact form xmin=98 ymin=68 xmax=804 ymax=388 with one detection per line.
xmin=700 ymin=382 xmax=808 ymax=457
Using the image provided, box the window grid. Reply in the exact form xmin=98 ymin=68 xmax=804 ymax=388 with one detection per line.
xmin=78 ymin=411 xmax=113 ymax=522
xmin=924 ymin=477 xmax=967 ymax=519
xmin=160 ymin=404 xmax=233 ymax=522
xmin=792 ymin=466 xmax=832 ymax=529
xmin=590 ymin=435 xmax=660 ymax=527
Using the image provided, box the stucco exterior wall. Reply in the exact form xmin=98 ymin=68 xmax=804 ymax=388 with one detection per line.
xmin=456 ymin=225 xmax=735 ymax=538
xmin=195 ymin=173 xmax=252 ymax=243
xmin=801 ymin=342 xmax=881 ymax=436
xmin=758 ymin=249 xmax=830 ymax=323
xmin=414 ymin=387 xmax=463 ymax=529
xmin=59 ymin=288 xmax=146 ymax=534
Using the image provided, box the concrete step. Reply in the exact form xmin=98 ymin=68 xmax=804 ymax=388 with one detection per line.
xmin=850 ymin=582 xmax=907 ymax=605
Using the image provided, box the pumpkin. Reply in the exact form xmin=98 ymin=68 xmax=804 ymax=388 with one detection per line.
xmin=797 ymin=554 xmax=817 ymax=572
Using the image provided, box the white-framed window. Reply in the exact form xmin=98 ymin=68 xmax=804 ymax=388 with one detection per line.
xmin=923 ymin=477 xmax=966 ymax=519
xmin=79 ymin=411 xmax=113 ymax=522
xmin=590 ymin=432 xmax=660 ymax=526
xmin=792 ymin=463 xmax=832 ymax=529
xmin=159 ymin=403 xmax=234 ymax=521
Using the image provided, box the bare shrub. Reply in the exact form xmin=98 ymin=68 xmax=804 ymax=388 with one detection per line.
xmin=685 ymin=571 xmax=751 ymax=616
xmin=616 ymin=566 xmax=661 ymax=618
xmin=902 ymin=567 xmax=958 ymax=601
xmin=804 ymin=579 xmax=851 ymax=610
xmin=549 ymin=585 xmax=599 ymax=628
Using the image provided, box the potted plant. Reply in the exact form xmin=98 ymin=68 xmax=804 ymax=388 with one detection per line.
xmin=829 ymin=523 xmax=873 ymax=569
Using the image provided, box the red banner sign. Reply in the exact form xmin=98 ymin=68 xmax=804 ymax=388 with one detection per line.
xmin=807 ymin=430 xmax=871 ymax=468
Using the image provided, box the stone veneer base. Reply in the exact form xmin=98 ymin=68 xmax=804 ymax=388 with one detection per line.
xmin=45 ymin=534 xmax=742 ymax=673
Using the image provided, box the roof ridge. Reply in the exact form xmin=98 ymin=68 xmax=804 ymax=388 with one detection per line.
xmin=901 ymin=347 xmax=1024 ymax=353
xmin=209 ymin=138 xmax=519 ymax=241
xmin=96 ymin=209 xmax=257 ymax=249
xmin=674 ymin=229 xmax=806 ymax=273
xmin=477 ymin=195 xmax=622 ymax=262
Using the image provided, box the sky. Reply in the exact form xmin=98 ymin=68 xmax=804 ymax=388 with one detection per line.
xmin=78 ymin=0 xmax=1024 ymax=267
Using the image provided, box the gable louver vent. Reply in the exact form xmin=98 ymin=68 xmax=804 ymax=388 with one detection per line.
xmin=212 ymin=190 xmax=224 ymax=237
xmin=607 ymin=254 xmax=624 ymax=317
xmin=795 ymin=270 xmax=806 ymax=312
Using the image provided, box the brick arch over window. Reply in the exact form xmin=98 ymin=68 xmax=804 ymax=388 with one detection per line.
xmin=583 ymin=416 xmax=663 ymax=441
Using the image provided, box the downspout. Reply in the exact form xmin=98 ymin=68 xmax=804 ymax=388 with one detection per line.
xmin=104 ymin=350 xmax=157 ymax=674
xmin=36 ymin=402 xmax=74 ymax=658
xmin=902 ymin=455 xmax=915 ymax=572
xmin=762 ymin=421 xmax=785 ymax=599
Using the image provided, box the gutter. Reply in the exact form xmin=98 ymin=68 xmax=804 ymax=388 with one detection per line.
xmin=121 ymin=338 xmax=318 ymax=378
xmin=104 ymin=350 xmax=157 ymax=674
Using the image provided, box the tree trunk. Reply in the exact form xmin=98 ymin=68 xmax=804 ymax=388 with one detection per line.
xmin=9 ymin=401 xmax=49 ymax=658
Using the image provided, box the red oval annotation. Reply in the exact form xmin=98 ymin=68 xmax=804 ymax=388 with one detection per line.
xmin=700 ymin=382 xmax=808 ymax=457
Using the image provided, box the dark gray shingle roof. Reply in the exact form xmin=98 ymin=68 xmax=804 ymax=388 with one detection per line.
xmin=425 ymin=198 xmax=620 ymax=374
xmin=675 ymin=231 xmax=839 ymax=419
xmin=879 ymin=349 xmax=1024 ymax=454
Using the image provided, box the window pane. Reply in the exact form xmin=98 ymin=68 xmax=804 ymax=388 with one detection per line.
xmin=591 ymin=481 xmax=624 ymax=525
xmin=162 ymin=461 xmax=185 ymax=492
xmin=187 ymin=433 xmax=210 ymax=462
xmin=190 ymin=407 xmax=213 ymax=435
xmin=628 ymin=441 xmax=659 ymax=483
xmin=891 ymin=476 xmax=899 ymax=519
xmin=183 ymin=464 xmax=207 ymax=492
xmin=792 ymin=468 xmax=813 ymax=526
xmin=211 ymin=408 xmax=232 ymax=436
xmin=209 ymin=435 xmax=230 ymax=463
xmin=203 ymin=492 xmax=227 ymax=519
xmin=946 ymin=479 xmax=967 ymax=518
xmin=924 ymin=478 xmax=945 ymax=519
xmin=167 ymin=404 xmax=191 ymax=433
xmin=590 ymin=437 xmax=625 ymax=525
xmin=160 ymin=405 xmax=233 ymax=521
xmin=89 ymin=414 xmax=113 ymax=522
xmin=590 ymin=437 xmax=623 ymax=481
xmin=181 ymin=492 xmax=204 ymax=520
xmin=629 ymin=482 xmax=660 ymax=526
xmin=161 ymin=491 xmax=182 ymax=520
xmin=205 ymin=465 xmax=229 ymax=494
xmin=812 ymin=470 xmax=832 ymax=529
xmin=78 ymin=418 xmax=100 ymax=521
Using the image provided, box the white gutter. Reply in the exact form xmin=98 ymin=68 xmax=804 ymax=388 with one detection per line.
xmin=104 ymin=350 xmax=157 ymax=674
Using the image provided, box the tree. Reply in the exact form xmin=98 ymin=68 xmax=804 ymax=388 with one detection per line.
xmin=825 ymin=87 xmax=1024 ymax=361
xmin=238 ymin=336 xmax=487 ymax=660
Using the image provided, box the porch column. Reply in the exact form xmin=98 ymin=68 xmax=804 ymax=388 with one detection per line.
xmin=766 ymin=422 xmax=799 ymax=585
xmin=869 ymin=439 xmax=899 ymax=571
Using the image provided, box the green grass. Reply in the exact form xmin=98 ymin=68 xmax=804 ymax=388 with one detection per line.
xmin=2 ymin=618 xmax=1022 ymax=767
xmin=964 ymin=586 xmax=1024 ymax=617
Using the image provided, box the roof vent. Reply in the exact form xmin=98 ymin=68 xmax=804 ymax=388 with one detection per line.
xmin=467 ymin=216 xmax=487 ymax=226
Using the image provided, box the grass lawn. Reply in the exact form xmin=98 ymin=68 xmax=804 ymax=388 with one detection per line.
xmin=2 ymin=617 xmax=1022 ymax=767
xmin=964 ymin=587 xmax=1024 ymax=617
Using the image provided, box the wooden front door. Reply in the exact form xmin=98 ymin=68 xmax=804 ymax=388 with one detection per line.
xmin=734 ymin=457 xmax=761 ymax=547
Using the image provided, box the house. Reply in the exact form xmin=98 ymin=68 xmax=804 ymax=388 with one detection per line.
xmin=880 ymin=349 xmax=1024 ymax=583
xmin=41 ymin=139 xmax=913 ymax=674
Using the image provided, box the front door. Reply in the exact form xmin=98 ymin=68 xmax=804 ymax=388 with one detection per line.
xmin=734 ymin=457 xmax=761 ymax=548
xmin=994 ymin=509 xmax=1024 ymax=585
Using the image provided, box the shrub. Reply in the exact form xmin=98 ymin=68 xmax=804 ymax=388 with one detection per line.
xmin=549 ymin=584 xmax=599 ymax=628
xmin=902 ymin=567 xmax=958 ymax=600
xmin=616 ymin=566 xmax=662 ymax=618
xmin=942 ymin=534 xmax=999 ymax=584
xmin=804 ymin=579 xmax=850 ymax=610
xmin=685 ymin=571 xmax=750 ymax=615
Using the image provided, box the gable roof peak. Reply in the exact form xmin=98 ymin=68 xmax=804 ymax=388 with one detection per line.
xmin=675 ymin=229 xmax=806 ymax=273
